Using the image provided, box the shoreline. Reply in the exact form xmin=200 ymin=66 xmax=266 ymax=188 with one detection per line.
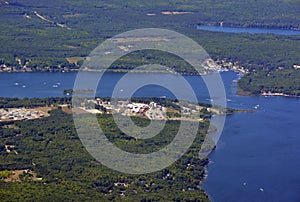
xmin=1 ymin=68 xmax=299 ymax=98
xmin=0 ymin=68 xmax=192 ymax=75
xmin=233 ymin=70 xmax=300 ymax=99
xmin=236 ymin=85 xmax=300 ymax=98
xmin=261 ymin=92 xmax=300 ymax=98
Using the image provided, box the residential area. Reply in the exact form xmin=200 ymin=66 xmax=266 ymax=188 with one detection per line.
xmin=78 ymin=98 xmax=207 ymax=122
xmin=79 ymin=98 xmax=167 ymax=120
xmin=0 ymin=108 xmax=47 ymax=121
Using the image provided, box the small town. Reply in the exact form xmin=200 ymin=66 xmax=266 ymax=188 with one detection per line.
xmin=78 ymin=98 xmax=206 ymax=122
xmin=0 ymin=108 xmax=46 ymax=121
xmin=80 ymin=98 xmax=167 ymax=120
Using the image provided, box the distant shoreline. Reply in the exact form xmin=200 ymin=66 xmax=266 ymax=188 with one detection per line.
xmin=1 ymin=67 xmax=299 ymax=98
xmin=261 ymin=92 xmax=300 ymax=98
xmin=236 ymin=85 xmax=300 ymax=98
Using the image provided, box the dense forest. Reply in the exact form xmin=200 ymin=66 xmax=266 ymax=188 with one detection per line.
xmin=0 ymin=97 xmax=71 ymax=108
xmin=0 ymin=0 xmax=299 ymax=95
xmin=0 ymin=97 xmax=213 ymax=201
xmin=0 ymin=0 xmax=299 ymax=70
xmin=238 ymin=69 xmax=300 ymax=96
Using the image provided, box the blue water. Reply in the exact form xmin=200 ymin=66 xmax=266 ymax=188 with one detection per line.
xmin=0 ymin=71 xmax=299 ymax=201
xmin=197 ymin=25 xmax=300 ymax=35
xmin=0 ymin=72 xmax=212 ymax=101
xmin=203 ymin=72 xmax=300 ymax=202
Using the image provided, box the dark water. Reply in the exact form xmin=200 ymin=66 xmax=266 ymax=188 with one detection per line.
xmin=203 ymin=72 xmax=300 ymax=202
xmin=197 ymin=25 xmax=300 ymax=35
xmin=0 ymin=71 xmax=299 ymax=201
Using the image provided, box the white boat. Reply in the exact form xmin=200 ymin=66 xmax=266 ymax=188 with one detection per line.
xmin=52 ymin=85 xmax=58 ymax=88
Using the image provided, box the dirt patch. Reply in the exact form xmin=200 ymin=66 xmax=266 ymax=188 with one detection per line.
xmin=0 ymin=106 xmax=54 ymax=122
xmin=2 ymin=124 xmax=20 ymax=129
xmin=34 ymin=107 xmax=56 ymax=116
xmin=60 ymin=105 xmax=72 ymax=114
xmin=31 ymin=106 xmax=54 ymax=116
xmin=66 ymin=45 xmax=79 ymax=49
xmin=3 ymin=170 xmax=42 ymax=182
xmin=111 ymin=37 xmax=169 ymax=43
xmin=66 ymin=57 xmax=85 ymax=65
xmin=161 ymin=11 xmax=192 ymax=15
xmin=72 ymin=107 xmax=89 ymax=115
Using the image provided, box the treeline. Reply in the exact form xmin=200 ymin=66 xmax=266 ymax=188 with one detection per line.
xmin=0 ymin=97 xmax=71 ymax=108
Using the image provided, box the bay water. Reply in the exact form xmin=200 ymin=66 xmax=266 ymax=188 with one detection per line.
xmin=0 ymin=71 xmax=299 ymax=201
